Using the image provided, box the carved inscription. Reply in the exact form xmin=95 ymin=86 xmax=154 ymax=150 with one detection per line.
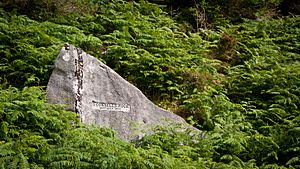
xmin=92 ymin=101 xmax=130 ymax=112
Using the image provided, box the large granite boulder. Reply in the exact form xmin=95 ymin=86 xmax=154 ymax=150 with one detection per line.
xmin=46 ymin=44 xmax=193 ymax=140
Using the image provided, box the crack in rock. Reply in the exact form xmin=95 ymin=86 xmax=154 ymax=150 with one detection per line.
xmin=74 ymin=48 xmax=84 ymax=121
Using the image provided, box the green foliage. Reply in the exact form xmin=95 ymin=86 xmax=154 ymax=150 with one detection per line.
xmin=0 ymin=0 xmax=299 ymax=168
xmin=0 ymin=10 xmax=102 ymax=88
xmin=101 ymin=10 xmax=220 ymax=103
xmin=0 ymin=87 xmax=78 ymax=168
xmin=0 ymin=87 xmax=261 ymax=168
xmin=225 ymin=16 xmax=300 ymax=167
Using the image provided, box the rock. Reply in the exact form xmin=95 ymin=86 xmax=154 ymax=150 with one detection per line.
xmin=47 ymin=44 xmax=194 ymax=140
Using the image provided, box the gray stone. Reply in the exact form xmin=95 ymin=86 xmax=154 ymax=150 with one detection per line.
xmin=46 ymin=44 xmax=194 ymax=140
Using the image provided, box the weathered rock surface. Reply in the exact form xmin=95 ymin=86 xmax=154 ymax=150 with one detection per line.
xmin=47 ymin=44 xmax=194 ymax=140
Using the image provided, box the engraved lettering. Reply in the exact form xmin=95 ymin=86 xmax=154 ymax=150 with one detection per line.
xmin=92 ymin=101 xmax=130 ymax=112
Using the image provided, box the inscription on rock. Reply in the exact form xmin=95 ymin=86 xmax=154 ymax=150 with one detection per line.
xmin=92 ymin=101 xmax=130 ymax=112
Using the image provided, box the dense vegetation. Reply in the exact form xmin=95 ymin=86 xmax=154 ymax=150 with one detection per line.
xmin=0 ymin=0 xmax=299 ymax=168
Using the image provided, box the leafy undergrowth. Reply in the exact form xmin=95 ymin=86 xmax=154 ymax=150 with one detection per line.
xmin=0 ymin=87 xmax=252 ymax=168
xmin=0 ymin=0 xmax=299 ymax=168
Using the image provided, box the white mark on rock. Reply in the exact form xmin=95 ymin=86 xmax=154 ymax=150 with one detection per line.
xmin=62 ymin=53 xmax=70 ymax=61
